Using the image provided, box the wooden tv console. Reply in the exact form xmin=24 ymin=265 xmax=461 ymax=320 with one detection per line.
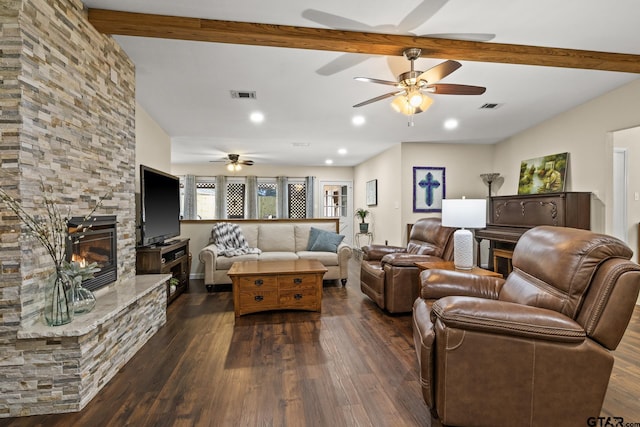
xmin=136 ymin=238 xmax=190 ymax=305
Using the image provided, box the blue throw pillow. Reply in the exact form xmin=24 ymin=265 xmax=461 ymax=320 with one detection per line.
xmin=307 ymin=227 xmax=322 ymax=250
xmin=307 ymin=227 xmax=345 ymax=252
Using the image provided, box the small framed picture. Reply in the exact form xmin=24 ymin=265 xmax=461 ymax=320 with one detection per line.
xmin=413 ymin=167 xmax=445 ymax=212
xmin=366 ymin=179 xmax=377 ymax=206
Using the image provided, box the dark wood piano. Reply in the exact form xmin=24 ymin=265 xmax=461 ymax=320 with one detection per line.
xmin=475 ymin=192 xmax=591 ymax=270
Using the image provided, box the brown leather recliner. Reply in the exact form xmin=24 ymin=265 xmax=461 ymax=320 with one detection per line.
xmin=360 ymin=218 xmax=455 ymax=313
xmin=413 ymin=226 xmax=640 ymax=427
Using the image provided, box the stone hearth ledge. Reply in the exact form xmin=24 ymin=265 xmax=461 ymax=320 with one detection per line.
xmin=17 ymin=274 xmax=170 ymax=339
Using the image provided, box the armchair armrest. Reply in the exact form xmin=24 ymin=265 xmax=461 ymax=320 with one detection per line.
xmin=420 ymin=269 xmax=505 ymax=300
xmin=381 ymin=252 xmax=444 ymax=268
xmin=432 ymin=296 xmax=586 ymax=343
xmin=362 ymin=244 xmax=406 ymax=261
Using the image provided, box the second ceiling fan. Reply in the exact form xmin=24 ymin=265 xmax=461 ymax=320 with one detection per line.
xmin=353 ymin=48 xmax=486 ymax=117
xmin=211 ymin=153 xmax=255 ymax=171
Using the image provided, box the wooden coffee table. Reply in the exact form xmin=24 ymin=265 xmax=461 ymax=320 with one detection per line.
xmin=227 ymin=259 xmax=328 ymax=317
xmin=415 ymin=261 xmax=503 ymax=278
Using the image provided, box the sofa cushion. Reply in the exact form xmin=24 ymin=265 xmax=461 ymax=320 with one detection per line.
xmin=258 ymin=252 xmax=299 ymax=261
xmin=307 ymin=227 xmax=345 ymax=252
xmin=297 ymin=250 xmax=339 ymax=266
xmin=258 ymin=224 xmax=295 ymax=252
xmin=215 ymin=253 xmax=260 ymax=270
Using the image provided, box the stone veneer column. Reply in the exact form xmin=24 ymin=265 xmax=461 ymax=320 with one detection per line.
xmin=0 ymin=0 xmax=153 ymax=417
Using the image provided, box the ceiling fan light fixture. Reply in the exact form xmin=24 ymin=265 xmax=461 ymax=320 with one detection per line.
xmin=391 ymin=93 xmax=433 ymax=116
xmin=408 ymin=90 xmax=424 ymax=107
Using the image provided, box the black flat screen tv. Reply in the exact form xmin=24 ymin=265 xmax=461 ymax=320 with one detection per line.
xmin=139 ymin=165 xmax=181 ymax=247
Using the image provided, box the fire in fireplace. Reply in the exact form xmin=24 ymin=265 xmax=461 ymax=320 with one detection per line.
xmin=67 ymin=216 xmax=117 ymax=292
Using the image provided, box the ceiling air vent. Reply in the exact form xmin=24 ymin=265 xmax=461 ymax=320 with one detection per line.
xmin=479 ymin=103 xmax=503 ymax=110
xmin=230 ymin=90 xmax=257 ymax=99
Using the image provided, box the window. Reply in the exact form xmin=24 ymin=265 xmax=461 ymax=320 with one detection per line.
xmin=227 ymin=182 xmax=246 ymax=219
xmin=196 ymin=180 xmax=216 ymax=219
xmin=181 ymin=175 xmax=312 ymax=220
xmin=258 ymin=180 xmax=277 ymax=218
xmin=288 ymin=181 xmax=306 ymax=218
xmin=323 ymin=185 xmax=347 ymax=217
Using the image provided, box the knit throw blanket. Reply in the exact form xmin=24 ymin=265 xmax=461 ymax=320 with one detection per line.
xmin=211 ymin=223 xmax=261 ymax=257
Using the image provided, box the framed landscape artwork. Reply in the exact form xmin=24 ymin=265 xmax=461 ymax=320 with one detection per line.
xmin=518 ymin=152 xmax=568 ymax=195
xmin=366 ymin=179 xmax=377 ymax=206
xmin=413 ymin=167 xmax=445 ymax=212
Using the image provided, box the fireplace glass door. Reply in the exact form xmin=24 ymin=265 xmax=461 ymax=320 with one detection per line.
xmin=67 ymin=216 xmax=117 ymax=291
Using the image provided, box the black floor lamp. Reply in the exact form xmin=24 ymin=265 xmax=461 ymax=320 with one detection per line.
xmin=480 ymin=173 xmax=501 ymax=197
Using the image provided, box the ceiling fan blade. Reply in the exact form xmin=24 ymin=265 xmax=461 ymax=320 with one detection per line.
xmin=426 ymin=83 xmax=486 ymax=95
xmin=353 ymin=90 xmax=405 ymax=108
xmin=417 ymin=60 xmax=462 ymax=84
xmin=317 ymin=53 xmax=372 ymax=76
xmin=239 ymin=160 xmax=254 ymax=166
xmin=302 ymin=9 xmax=374 ymax=32
xmin=422 ymin=33 xmax=496 ymax=42
xmin=354 ymin=76 xmax=400 ymax=86
xmin=397 ymin=0 xmax=448 ymax=32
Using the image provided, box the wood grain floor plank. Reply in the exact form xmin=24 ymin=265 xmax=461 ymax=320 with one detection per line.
xmin=0 ymin=257 xmax=638 ymax=426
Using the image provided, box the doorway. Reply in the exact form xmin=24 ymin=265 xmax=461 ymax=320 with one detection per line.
xmin=612 ymin=147 xmax=628 ymax=242
xmin=319 ymin=181 xmax=353 ymax=245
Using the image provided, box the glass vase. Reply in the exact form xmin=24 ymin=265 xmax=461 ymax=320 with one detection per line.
xmin=44 ymin=271 xmax=74 ymax=326
xmin=69 ymin=282 xmax=96 ymax=314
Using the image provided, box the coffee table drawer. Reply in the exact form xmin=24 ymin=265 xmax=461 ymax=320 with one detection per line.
xmin=278 ymin=273 xmax=318 ymax=290
xmin=238 ymin=288 xmax=278 ymax=312
xmin=279 ymin=288 xmax=319 ymax=309
xmin=237 ymin=276 xmax=278 ymax=290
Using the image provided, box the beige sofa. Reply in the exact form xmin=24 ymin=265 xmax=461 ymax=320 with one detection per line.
xmin=199 ymin=219 xmax=352 ymax=291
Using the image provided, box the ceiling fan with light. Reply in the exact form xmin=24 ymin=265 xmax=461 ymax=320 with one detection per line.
xmin=210 ymin=153 xmax=255 ymax=171
xmin=353 ymin=48 xmax=486 ymax=123
xmin=302 ymin=0 xmax=495 ymax=76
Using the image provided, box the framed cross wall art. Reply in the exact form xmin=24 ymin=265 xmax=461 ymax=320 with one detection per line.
xmin=413 ymin=166 xmax=445 ymax=212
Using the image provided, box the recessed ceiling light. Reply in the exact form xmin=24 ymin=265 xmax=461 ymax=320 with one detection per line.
xmin=444 ymin=118 xmax=459 ymax=130
xmin=250 ymin=111 xmax=264 ymax=123
xmin=325 ymin=159 xmax=333 ymax=165
xmin=338 ymin=148 xmax=347 ymax=155
xmin=352 ymin=115 xmax=365 ymax=126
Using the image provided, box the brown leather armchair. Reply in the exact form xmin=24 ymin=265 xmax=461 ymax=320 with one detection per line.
xmin=360 ymin=218 xmax=455 ymax=313
xmin=413 ymin=226 xmax=640 ymax=426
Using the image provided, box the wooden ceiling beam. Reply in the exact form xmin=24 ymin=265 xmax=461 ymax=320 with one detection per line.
xmin=88 ymin=8 xmax=640 ymax=74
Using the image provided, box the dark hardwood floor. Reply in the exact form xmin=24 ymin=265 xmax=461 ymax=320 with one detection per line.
xmin=1 ymin=258 xmax=639 ymax=426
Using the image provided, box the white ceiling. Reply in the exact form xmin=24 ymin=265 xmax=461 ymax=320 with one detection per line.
xmin=82 ymin=0 xmax=640 ymax=167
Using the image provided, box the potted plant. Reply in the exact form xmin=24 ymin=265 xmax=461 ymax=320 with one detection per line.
xmin=355 ymin=208 xmax=370 ymax=233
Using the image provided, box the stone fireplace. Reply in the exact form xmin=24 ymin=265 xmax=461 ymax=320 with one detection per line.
xmin=67 ymin=216 xmax=118 ymax=292
xmin=0 ymin=0 xmax=167 ymax=418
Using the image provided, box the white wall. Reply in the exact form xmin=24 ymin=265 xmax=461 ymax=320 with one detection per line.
xmin=354 ymin=142 xmax=495 ymax=247
xmin=492 ymin=79 xmax=640 ymax=235
xmin=135 ymin=102 xmax=172 ymax=189
xmin=354 ymin=144 xmax=403 ymax=246
xmin=401 ymin=142 xmax=495 ymax=229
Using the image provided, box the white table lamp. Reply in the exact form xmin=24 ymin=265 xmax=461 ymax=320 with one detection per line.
xmin=441 ymin=198 xmax=487 ymax=270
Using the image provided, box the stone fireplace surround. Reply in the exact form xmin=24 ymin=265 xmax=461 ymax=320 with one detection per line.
xmin=0 ymin=0 xmax=168 ymax=417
